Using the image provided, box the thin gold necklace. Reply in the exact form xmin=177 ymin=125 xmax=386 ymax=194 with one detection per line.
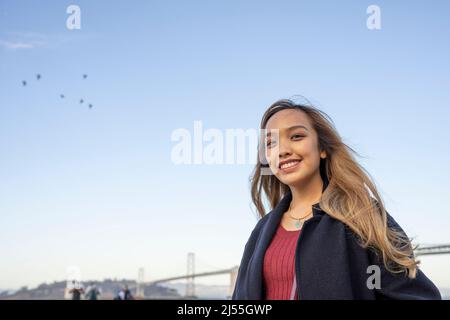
xmin=287 ymin=204 xmax=313 ymax=229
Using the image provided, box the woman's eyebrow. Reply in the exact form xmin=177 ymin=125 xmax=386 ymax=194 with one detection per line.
xmin=287 ymin=125 xmax=309 ymax=132
xmin=265 ymin=125 xmax=309 ymax=137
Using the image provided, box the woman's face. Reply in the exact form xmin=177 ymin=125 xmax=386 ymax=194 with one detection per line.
xmin=264 ymin=109 xmax=326 ymax=187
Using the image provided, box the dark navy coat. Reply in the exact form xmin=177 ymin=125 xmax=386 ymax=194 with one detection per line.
xmin=232 ymin=191 xmax=441 ymax=300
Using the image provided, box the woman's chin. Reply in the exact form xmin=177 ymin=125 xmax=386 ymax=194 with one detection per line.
xmin=278 ymin=171 xmax=305 ymax=185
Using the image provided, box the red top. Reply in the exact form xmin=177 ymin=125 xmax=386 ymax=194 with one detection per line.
xmin=263 ymin=223 xmax=301 ymax=300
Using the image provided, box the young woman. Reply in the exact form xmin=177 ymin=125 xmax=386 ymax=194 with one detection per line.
xmin=232 ymin=99 xmax=441 ymax=300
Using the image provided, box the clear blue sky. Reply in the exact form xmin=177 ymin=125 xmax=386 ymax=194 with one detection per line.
xmin=1 ymin=0 xmax=450 ymax=291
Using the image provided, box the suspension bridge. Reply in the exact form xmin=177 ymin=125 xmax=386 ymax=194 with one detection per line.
xmin=133 ymin=244 xmax=450 ymax=299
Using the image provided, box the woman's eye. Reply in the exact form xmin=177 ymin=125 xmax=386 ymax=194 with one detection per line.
xmin=292 ymin=134 xmax=305 ymax=140
xmin=266 ymin=140 xmax=277 ymax=148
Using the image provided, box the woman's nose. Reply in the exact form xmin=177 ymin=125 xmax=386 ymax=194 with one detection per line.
xmin=278 ymin=141 xmax=292 ymax=158
xmin=278 ymin=150 xmax=292 ymax=159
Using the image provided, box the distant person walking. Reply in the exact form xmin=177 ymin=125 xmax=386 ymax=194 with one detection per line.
xmin=69 ymin=281 xmax=84 ymax=300
xmin=85 ymin=282 xmax=101 ymax=300
xmin=115 ymin=285 xmax=134 ymax=300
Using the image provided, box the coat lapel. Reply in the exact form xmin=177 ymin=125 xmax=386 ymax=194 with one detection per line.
xmin=246 ymin=192 xmax=292 ymax=299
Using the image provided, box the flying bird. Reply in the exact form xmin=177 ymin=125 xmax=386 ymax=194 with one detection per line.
xmin=83 ymin=74 xmax=87 ymax=79
xmin=80 ymin=99 xmax=84 ymax=104
xmin=88 ymin=104 xmax=93 ymax=109
xmin=60 ymin=94 xmax=65 ymax=99
xmin=22 ymin=80 xmax=27 ymax=86
xmin=36 ymin=74 xmax=41 ymax=80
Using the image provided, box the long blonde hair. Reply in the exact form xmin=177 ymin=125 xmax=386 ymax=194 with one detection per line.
xmin=250 ymin=99 xmax=419 ymax=278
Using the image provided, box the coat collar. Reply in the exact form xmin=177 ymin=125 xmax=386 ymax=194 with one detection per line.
xmin=245 ymin=187 xmax=326 ymax=299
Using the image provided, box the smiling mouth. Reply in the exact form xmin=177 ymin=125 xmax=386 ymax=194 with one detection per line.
xmin=279 ymin=159 xmax=302 ymax=170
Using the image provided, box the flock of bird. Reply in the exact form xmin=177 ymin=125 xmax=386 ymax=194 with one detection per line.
xmin=21 ymin=73 xmax=94 ymax=109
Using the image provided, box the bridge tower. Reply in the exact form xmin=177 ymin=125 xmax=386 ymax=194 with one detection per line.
xmin=136 ymin=267 xmax=145 ymax=298
xmin=186 ymin=252 xmax=195 ymax=298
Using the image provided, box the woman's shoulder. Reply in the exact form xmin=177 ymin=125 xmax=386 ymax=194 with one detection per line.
xmin=245 ymin=209 xmax=280 ymax=242
xmin=251 ymin=211 xmax=273 ymax=234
